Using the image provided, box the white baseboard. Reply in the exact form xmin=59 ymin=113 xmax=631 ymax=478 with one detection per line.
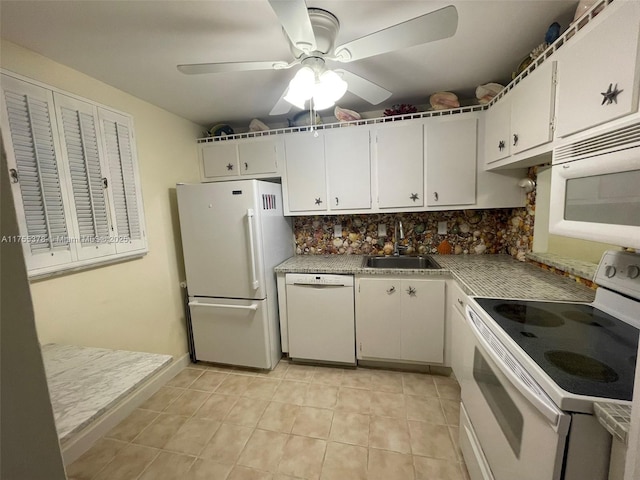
xmin=60 ymin=353 xmax=190 ymax=465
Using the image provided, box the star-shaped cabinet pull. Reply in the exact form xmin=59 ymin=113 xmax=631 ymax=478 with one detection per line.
xmin=601 ymin=83 xmax=623 ymax=105
xmin=406 ymin=286 xmax=417 ymax=297
xmin=410 ymin=193 xmax=419 ymax=202
xmin=226 ymin=163 xmax=234 ymax=171
xmin=314 ymin=198 xmax=323 ymax=205
xmin=498 ymin=140 xmax=505 ymax=151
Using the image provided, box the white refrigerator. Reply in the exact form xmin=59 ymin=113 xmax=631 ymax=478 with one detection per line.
xmin=176 ymin=180 xmax=293 ymax=369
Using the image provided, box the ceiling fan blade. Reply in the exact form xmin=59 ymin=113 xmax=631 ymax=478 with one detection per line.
xmin=335 ymin=69 xmax=392 ymax=105
xmin=334 ymin=5 xmax=458 ymax=63
xmin=268 ymin=0 xmax=316 ymax=53
xmin=177 ymin=61 xmax=280 ymax=75
xmin=269 ymin=86 xmax=293 ymax=116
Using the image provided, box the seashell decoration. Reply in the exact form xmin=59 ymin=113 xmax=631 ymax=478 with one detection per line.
xmin=334 ymin=106 xmax=361 ymax=123
xmin=291 ymin=167 xmax=541 ymax=261
xmin=429 ymin=92 xmax=460 ymax=110
xmin=249 ymin=118 xmax=270 ymax=132
xmin=476 ymin=83 xmax=504 ymax=105
xmin=437 ymin=240 xmax=453 ymax=255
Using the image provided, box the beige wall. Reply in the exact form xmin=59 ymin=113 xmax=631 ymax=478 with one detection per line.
xmin=1 ymin=40 xmax=203 ymax=358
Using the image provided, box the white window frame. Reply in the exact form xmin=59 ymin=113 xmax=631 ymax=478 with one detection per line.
xmin=1 ymin=71 xmax=147 ymax=278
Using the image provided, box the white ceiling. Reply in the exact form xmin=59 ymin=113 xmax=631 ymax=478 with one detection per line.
xmin=0 ymin=1 xmax=578 ymax=130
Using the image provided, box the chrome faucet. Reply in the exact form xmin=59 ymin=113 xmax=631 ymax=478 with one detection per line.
xmin=393 ymin=220 xmax=406 ymax=256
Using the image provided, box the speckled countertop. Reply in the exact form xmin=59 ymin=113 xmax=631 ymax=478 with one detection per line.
xmin=275 ymin=254 xmax=596 ymax=302
xmin=526 ymin=252 xmax=598 ymax=281
xmin=594 ymin=402 xmax=632 ymax=444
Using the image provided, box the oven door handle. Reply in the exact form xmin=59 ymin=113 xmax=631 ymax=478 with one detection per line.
xmin=465 ymin=306 xmax=567 ymax=431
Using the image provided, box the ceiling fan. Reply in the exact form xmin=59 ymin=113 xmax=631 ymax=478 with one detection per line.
xmin=177 ymin=0 xmax=458 ymax=116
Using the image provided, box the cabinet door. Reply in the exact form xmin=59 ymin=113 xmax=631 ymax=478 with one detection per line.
xmin=375 ymin=123 xmax=424 ymax=208
xmin=201 ymin=142 xmax=239 ymax=179
xmin=400 ymin=279 xmax=445 ymax=363
xmin=425 ymin=118 xmax=476 ymax=206
xmin=484 ymin=95 xmax=511 ymax=164
xmin=355 ymin=278 xmax=402 ymax=360
xmin=325 ymin=128 xmax=371 ymax=211
xmin=555 ymin=1 xmax=640 ymax=138
xmin=284 ymin=132 xmax=326 ymax=212
xmin=238 ymin=137 xmax=280 ymax=176
xmin=449 ymin=281 xmax=469 ymax=380
xmin=510 ymin=61 xmax=556 ymax=154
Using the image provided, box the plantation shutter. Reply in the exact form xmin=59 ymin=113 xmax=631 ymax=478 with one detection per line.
xmin=54 ymin=93 xmax=116 ymax=259
xmin=1 ymin=75 xmax=74 ymax=270
xmin=99 ymin=109 xmax=146 ymax=253
xmin=2 ymin=73 xmax=148 ymax=276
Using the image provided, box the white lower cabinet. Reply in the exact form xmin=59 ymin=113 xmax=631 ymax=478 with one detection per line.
xmin=355 ymin=276 xmax=445 ymax=364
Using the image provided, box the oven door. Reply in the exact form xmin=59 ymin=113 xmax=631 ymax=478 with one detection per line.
xmin=460 ymin=306 xmax=571 ymax=480
xmin=549 ymin=146 xmax=640 ymax=249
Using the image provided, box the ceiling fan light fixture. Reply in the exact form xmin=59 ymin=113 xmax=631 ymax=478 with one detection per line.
xmin=284 ymin=66 xmax=348 ymax=111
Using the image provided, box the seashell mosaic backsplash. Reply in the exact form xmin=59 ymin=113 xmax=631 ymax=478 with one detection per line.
xmin=293 ymin=169 xmax=537 ymax=260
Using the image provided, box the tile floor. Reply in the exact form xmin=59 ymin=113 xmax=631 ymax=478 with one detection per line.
xmin=67 ymin=360 xmax=469 ymax=480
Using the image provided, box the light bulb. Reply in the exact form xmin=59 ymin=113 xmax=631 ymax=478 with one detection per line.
xmin=284 ymin=67 xmax=315 ymax=109
xmin=320 ymin=70 xmax=348 ymax=100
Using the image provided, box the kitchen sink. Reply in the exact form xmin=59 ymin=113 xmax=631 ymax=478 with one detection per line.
xmin=363 ymin=255 xmax=442 ymax=270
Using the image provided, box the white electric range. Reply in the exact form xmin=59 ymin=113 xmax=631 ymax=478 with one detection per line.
xmin=459 ymin=250 xmax=640 ymax=480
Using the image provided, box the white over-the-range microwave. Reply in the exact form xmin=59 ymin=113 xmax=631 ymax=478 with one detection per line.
xmin=549 ymin=119 xmax=640 ymax=250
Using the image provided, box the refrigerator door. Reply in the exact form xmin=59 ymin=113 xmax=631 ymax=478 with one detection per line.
xmin=188 ymin=297 xmax=272 ymax=369
xmin=177 ymin=181 xmax=265 ymax=299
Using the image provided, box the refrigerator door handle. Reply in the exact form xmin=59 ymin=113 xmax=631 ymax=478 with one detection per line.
xmin=246 ymin=209 xmax=260 ymax=290
xmin=188 ymin=301 xmax=258 ymax=311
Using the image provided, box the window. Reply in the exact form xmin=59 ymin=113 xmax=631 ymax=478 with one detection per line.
xmin=1 ymin=73 xmax=147 ymax=277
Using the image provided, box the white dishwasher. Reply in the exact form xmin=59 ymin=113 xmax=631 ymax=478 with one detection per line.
xmin=285 ymin=273 xmax=356 ymax=365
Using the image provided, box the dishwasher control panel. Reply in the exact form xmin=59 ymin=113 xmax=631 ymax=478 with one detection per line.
xmin=285 ymin=273 xmax=354 ymax=287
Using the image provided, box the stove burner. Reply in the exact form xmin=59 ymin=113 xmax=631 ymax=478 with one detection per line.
xmin=545 ymin=351 xmax=619 ymax=383
xmin=562 ymin=310 xmax=614 ymax=327
xmin=494 ymin=304 xmax=564 ymax=327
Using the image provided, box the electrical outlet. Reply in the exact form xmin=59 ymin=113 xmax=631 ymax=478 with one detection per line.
xmin=334 ymin=224 xmax=342 ymax=237
xmin=438 ymin=221 xmax=448 ymax=235
xmin=378 ymin=224 xmax=387 ymax=237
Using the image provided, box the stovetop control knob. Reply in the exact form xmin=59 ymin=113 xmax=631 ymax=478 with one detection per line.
xmin=605 ymin=265 xmax=617 ymax=278
xmin=627 ymin=265 xmax=640 ymax=279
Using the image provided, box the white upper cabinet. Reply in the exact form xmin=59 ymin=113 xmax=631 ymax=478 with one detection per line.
xmin=200 ymin=137 xmax=282 ymax=181
xmin=201 ymin=142 xmax=239 ymax=179
xmin=283 ymin=131 xmax=326 ymax=213
xmin=425 ymin=117 xmax=477 ymax=206
xmin=237 ymin=137 xmax=281 ymax=176
xmin=374 ymin=122 xmax=424 ymax=209
xmin=325 ymin=128 xmax=371 ymax=211
xmin=555 ymin=1 xmax=640 ymax=138
xmin=484 ymin=61 xmax=557 ymax=166
xmin=510 ymin=61 xmax=557 ymax=154
xmin=484 ymin=94 xmax=512 ymax=164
